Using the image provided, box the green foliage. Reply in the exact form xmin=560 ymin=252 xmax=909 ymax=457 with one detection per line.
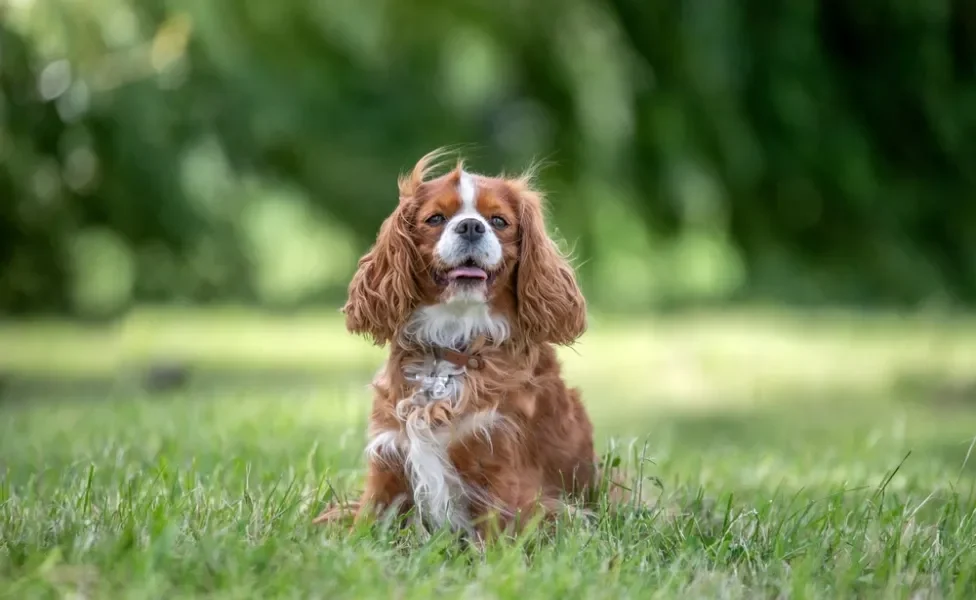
xmin=2 ymin=0 xmax=975 ymax=315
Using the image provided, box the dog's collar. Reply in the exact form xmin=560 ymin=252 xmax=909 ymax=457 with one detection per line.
xmin=430 ymin=335 xmax=488 ymax=371
xmin=434 ymin=347 xmax=486 ymax=371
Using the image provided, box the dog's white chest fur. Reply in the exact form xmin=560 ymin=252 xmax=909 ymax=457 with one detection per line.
xmin=400 ymin=358 xmax=469 ymax=531
xmin=404 ymin=419 xmax=468 ymax=531
xmin=367 ymin=357 xmax=505 ymax=533
xmin=369 ymin=358 xmax=472 ymax=532
xmin=369 ymin=300 xmax=510 ymax=532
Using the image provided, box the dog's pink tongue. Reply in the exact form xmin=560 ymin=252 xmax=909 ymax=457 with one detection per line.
xmin=448 ymin=266 xmax=488 ymax=280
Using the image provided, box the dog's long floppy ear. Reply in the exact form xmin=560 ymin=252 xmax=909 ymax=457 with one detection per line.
xmin=342 ymin=151 xmax=446 ymax=345
xmin=510 ymin=176 xmax=587 ymax=346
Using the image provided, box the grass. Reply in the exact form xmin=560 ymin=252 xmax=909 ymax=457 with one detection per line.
xmin=2 ymin=307 xmax=976 ymax=598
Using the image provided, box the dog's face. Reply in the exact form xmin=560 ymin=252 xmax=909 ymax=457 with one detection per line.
xmin=415 ymin=169 xmax=518 ymax=307
xmin=343 ymin=150 xmax=586 ymax=348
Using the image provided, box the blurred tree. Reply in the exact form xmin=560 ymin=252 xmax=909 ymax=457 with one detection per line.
xmin=610 ymin=0 xmax=976 ymax=303
xmin=1 ymin=24 xmax=75 ymax=313
xmin=1 ymin=0 xmax=974 ymax=315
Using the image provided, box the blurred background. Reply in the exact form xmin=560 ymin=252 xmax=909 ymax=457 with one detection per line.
xmin=1 ymin=0 xmax=975 ymax=425
xmin=3 ymin=0 xmax=975 ymax=319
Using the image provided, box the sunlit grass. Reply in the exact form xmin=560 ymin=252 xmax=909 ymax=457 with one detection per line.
xmin=2 ymin=307 xmax=976 ymax=597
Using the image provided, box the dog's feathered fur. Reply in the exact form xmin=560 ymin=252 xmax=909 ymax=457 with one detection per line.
xmin=314 ymin=150 xmax=597 ymax=538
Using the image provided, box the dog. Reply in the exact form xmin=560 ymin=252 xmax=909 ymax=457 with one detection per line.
xmin=314 ymin=149 xmax=597 ymax=539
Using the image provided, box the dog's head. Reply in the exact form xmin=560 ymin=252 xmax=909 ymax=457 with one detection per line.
xmin=342 ymin=149 xmax=586 ymax=349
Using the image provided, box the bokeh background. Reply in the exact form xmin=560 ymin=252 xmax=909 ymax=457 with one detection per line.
xmin=4 ymin=0 xmax=976 ymax=318
xmin=2 ymin=0 xmax=976 ymax=474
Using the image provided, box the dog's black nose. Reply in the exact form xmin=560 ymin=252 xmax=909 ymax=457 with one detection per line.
xmin=454 ymin=218 xmax=486 ymax=242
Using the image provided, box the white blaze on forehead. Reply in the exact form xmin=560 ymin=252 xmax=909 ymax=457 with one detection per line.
xmin=457 ymin=170 xmax=478 ymax=211
xmin=434 ymin=168 xmax=503 ymax=271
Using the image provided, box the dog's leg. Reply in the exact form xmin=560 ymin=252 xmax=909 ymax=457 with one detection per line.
xmin=463 ymin=464 xmax=547 ymax=540
xmin=313 ymin=460 xmax=411 ymax=527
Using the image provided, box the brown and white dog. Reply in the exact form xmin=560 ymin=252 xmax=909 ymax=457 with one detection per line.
xmin=314 ymin=149 xmax=597 ymax=538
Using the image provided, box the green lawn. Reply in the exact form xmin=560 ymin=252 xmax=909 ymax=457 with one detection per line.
xmin=2 ymin=308 xmax=976 ymax=598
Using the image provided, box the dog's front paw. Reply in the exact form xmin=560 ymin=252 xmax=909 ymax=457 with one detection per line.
xmin=312 ymin=500 xmax=361 ymax=526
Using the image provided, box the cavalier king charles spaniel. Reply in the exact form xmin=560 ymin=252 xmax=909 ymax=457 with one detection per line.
xmin=314 ymin=149 xmax=597 ymax=539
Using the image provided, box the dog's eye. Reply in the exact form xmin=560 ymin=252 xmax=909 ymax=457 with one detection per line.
xmin=425 ymin=214 xmax=446 ymax=226
xmin=489 ymin=216 xmax=508 ymax=229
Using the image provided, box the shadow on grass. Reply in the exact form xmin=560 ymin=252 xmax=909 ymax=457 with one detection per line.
xmin=891 ymin=370 xmax=976 ymax=409
xmin=0 ymin=364 xmax=378 ymax=404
